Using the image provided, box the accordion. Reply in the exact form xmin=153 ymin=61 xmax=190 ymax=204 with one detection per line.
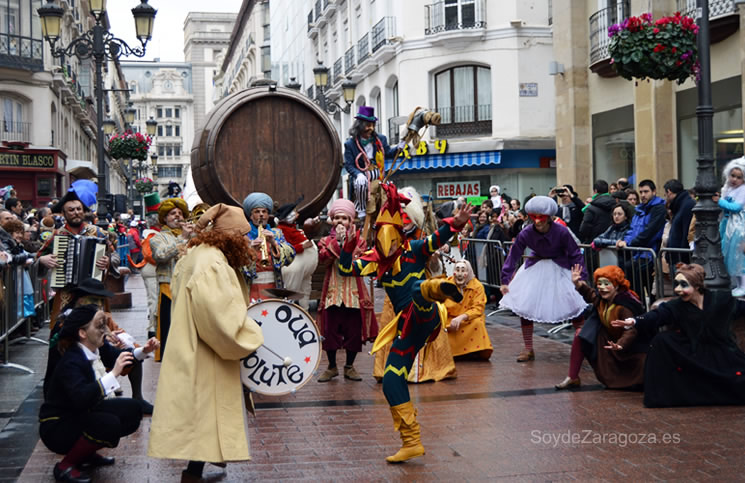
xmin=51 ymin=235 xmax=107 ymax=288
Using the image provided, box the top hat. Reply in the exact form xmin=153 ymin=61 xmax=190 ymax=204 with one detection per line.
xmin=355 ymin=106 xmax=377 ymax=122
xmin=144 ymin=192 xmax=161 ymax=213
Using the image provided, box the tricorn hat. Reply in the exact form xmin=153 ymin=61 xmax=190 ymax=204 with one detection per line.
xmin=72 ymin=277 xmax=115 ymax=299
xmin=52 ymin=189 xmax=89 ymax=214
xmin=275 ymin=196 xmax=304 ymax=221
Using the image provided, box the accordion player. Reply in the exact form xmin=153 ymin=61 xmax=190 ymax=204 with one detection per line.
xmin=51 ymin=235 xmax=108 ymax=289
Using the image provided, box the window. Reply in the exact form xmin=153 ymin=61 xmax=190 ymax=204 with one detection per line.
xmin=445 ymin=0 xmax=476 ymax=30
xmin=165 ymin=108 xmax=172 ymax=118
xmin=166 ymin=125 xmax=173 ymax=136
xmin=157 ymin=126 xmax=163 ymax=136
xmin=594 ymin=130 xmax=635 ymax=185
xmin=157 ymin=107 xmax=163 ymax=118
xmin=174 ymin=145 xmax=181 ymax=156
xmin=175 ymin=107 xmax=180 ymax=118
xmin=157 ymin=166 xmax=182 ymax=178
xmin=1 ymin=95 xmax=25 ymax=139
xmin=175 ymin=125 xmax=180 ymax=137
xmin=434 ymin=65 xmax=491 ymax=136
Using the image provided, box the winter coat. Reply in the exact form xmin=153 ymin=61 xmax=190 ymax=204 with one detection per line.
xmin=592 ymin=220 xmax=630 ymax=249
xmin=148 ymin=243 xmax=263 ymax=463
xmin=579 ymin=194 xmax=617 ymax=244
xmin=343 ymin=133 xmax=398 ymax=178
xmin=667 ymin=190 xmax=695 ymax=250
xmin=623 ymin=196 xmax=667 ymax=259
xmin=556 ymin=198 xmax=584 ymax=237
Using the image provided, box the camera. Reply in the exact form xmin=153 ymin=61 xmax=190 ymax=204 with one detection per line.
xmin=553 ymin=187 xmax=567 ymax=194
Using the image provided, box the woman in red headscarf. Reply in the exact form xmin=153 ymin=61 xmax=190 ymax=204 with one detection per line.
xmin=556 ymin=265 xmax=647 ymax=390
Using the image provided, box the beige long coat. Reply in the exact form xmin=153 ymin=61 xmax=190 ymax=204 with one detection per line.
xmin=148 ymin=243 xmax=263 ymax=462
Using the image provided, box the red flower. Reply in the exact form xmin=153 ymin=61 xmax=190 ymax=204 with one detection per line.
xmin=672 ymin=47 xmax=677 ymax=54
xmin=653 ymin=28 xmax=659 ymax=34
xmin=653 ymin=44 xmax=665 ymax=53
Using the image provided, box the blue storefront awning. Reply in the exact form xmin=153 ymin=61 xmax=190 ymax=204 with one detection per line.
xmin=385 ymin=150 xmax=501 ymax=172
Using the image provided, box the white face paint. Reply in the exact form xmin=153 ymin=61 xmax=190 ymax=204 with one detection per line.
xmin=596 ymin=277 xmax=617 ymax=301
xmin=674 ymin=273 xmax=695 ymax=301
xmin=454 ymin=263 xmax=468 ymax=286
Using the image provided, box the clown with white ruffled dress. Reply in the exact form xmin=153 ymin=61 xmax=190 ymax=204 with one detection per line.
xmin=499 ymin=196 xmax=589 ymax=362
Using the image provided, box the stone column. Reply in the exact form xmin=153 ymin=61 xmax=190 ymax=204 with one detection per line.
xmin=632 ymin=0 xmax=676 ymax=185
xmin=553 ymin=0 xmax=592 ymax=197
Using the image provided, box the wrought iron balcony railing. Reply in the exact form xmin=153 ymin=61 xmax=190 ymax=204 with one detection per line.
xmin=589 ymin=0 xmax=631 ymax=66
xmin=344 ymin=46 xmax=355 ymax=75
xmin=0 ymin=33 xmax=43 ymax=71
xmin=357 ymin=32 xmax=370 ymax=64
xmin=435 ymin=104 xmax=492 ymax=137
xmin=425 ymin=0 xmax=486 ymax=35
xmin=333 ymin=57 xmax=343 ymax=84
xmin=0 ymin=121 xmax=31 ymax=143
xmin=372 ymin=17 xmax=396 ymax=52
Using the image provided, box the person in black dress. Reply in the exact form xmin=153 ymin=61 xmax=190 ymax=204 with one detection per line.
xmin=612 ymin=263 xmax=745 ymax=407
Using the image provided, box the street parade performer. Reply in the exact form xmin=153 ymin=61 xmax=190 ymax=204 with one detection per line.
xmin=499 ymin=196 xmax=588 ymax=362
xmin=149 ymin=203 xmax=264 ymax=481
xmin=149 ymin=197 xmax=192 ymax=361
xmin=316 ymin=198 xmax=377 ymax=382
xmin=445 ymin=259 xmax=493 ymax=361
xmin=612 ymin=263 xmax=745 ymax=408
xmin=343 ymin=106 xmax=404 ymax=220
xmin=337 ymin=183 xmax=473 ymax=463
xmin=242 ymin=192 xmax=295 ymax=301
xmin=373 ymin=187 xmax=457 ymax=383
xmin=276 ymin=197 xmax=319 ymax=310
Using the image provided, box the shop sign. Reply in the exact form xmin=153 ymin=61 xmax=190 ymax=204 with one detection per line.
xmin=401 ymin=139 xmax=448 ymax=159
xmin=436 ymin=181 xmax=480 ymax=199
xmin=0 ymin=152 xmax=55 ymax=169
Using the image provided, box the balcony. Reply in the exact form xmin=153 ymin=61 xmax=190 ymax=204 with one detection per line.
xmin=0 ymin=121 xmax=31 ymax=143
xmin=333 ymin=57 xmax=343 ymax=85
xmin=344 ymin=46 xmax=355 ymax=75
xmin=307 ymin=10 xmax=319 ymax=38
xmin=0 ymin=33 xmax=43 ymax=71
xmin=315 ymin=0 xmax=327 ymax=28
xmin=371 ymin=16 xmax=397 ymax=67
xmin=316 ymin=0 xmax=337 ymax=27
xmin=589 ymin=0 xmax=630 ymax=78
xmin=425 ymin=0 xmax=486 ymax=38
xmin=357 ymin=33 xmax=370 ymax=65
xmin=433 ymin=105 xmax=492 ymax=138
xmin=677 ymin=0 xmax=738 ymax=43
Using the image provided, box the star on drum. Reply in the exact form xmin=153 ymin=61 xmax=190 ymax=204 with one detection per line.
xmin=304 ymin=356 xmax=311 ymax=363
xmin=261 ymin=309 xmax=268 ymax=317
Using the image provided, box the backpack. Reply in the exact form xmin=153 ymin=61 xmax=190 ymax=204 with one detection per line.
xmin=127 ymin=232 xmax=156 ymax=268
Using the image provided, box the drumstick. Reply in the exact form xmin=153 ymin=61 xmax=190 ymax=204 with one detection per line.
xmin=261 ymin=345 xmax=292 ymax=366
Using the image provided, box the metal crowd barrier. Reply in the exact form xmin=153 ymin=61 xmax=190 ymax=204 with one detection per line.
xmin=1 ymin=261 xmax=50 ymax=374
xmin=460 ymin=237 xmax=683 ymax=314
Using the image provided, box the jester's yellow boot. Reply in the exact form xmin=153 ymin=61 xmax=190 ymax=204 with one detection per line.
xmin=386 ymin=401 xmax=426 ymax=463
xmin=420 ymin=278 xmax=463 ymax=304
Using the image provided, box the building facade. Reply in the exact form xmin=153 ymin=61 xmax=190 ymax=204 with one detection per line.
xmin=269 ymin=0 xmax=557 ymax=205
xmin=552 ymin=0 xmax=744 ymax=196
xmin=121 ymin=61 xmax=195 ymax=198
xmin=184 ymin=12 xmax=238 ymax=134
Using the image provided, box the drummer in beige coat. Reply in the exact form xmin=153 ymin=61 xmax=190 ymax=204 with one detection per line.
xmin=148 ymin=203 xmax=264 ymax=481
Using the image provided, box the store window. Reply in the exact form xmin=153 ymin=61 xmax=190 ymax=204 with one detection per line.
xmin=679 ymin=107 xmax=743 ymax=188
xmin=594 ymin=130 xmax=635 ymax=185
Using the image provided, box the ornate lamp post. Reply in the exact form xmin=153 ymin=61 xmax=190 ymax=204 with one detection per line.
xmin=38 ymin=0 xmax=157 ymax=217
xmin=312 ymin=61 xmax=356 ymax=115
xmin=691 ymin=0 xmax=730 ymax=289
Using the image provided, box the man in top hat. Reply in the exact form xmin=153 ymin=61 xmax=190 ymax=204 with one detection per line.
xmin=37 ymin=189 xmax=120 ymax=330
xmin=275 ymin=197 xmax=319 ymax=310
xmin=344 ymin=106 xmax=405 ymax=220
xmin=149 ymin=197 xmax=193 ymax=361
xmin=242 ymin=192 xmax=295 ymax=302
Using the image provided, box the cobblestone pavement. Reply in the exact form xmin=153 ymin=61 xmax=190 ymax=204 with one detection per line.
xmin=7 ymin=275 xmax=745 ymax=481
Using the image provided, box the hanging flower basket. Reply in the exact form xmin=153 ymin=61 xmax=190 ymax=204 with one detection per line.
xmin=108 ymin=131 xmax=152 ymax=161
xmin=608 ymin=12 xmax=700 ymax=85
xmin=134 ymin=177 xmax=154 ymax=194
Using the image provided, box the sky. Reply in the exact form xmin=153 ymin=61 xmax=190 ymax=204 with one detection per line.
xmin=107 ymin=0 xmax=242 ymax=63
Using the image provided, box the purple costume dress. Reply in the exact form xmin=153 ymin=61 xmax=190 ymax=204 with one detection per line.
xmin=499 ymin=222 xmax=589 ymax=323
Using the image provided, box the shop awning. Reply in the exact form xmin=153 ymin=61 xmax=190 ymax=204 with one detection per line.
xmin=385 ymin=150 xmax=500 ymax=172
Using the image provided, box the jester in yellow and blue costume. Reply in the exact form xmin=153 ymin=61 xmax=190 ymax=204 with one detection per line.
xmin=338 ymin=183 xmax=473 ymax=463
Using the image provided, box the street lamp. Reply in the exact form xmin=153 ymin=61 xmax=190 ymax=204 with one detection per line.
xmin=38 ymin=0 xmax=157 ymax=217
xmin=124 ymin=106 xmax=137 ymax=126
xmin=145 ymin=117 xmax=157 ymax=136
xmin=692 ymin=0 xmax=729 ymax=289
xmin=102 ymin=117 xmax=116 ymax=136
xmin=312 ymin=61 xmax=356 ymax=115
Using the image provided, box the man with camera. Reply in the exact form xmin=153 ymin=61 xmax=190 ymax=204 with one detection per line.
xmin=579 ymin=179 xmax=616 ymax=244
xmin=550 ymin=185 xmax=584 ymax=238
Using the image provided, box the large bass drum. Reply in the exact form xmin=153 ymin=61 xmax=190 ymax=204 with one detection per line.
xmin=240 ymin=299 xmax=322 ymax=396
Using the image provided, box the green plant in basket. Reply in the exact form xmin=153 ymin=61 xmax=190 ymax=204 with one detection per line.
xmin=608 ymin=12 xmax=699 ymax=85
xmin=108 ymin=131 xmax=152 ymax=161
xmin=134 ymin=177 xmax=154 ymax=194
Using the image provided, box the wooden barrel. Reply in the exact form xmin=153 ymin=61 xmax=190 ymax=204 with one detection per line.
xmin=191 ymin=84 xmax=341 ymax=219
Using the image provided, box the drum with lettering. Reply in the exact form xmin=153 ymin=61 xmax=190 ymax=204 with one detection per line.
xmin=240 ymin=299 xmax=322 ymax=396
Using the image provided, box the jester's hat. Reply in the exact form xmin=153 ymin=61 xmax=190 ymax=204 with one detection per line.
xmin=375 ymin=182 xmax=410 ymax=230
